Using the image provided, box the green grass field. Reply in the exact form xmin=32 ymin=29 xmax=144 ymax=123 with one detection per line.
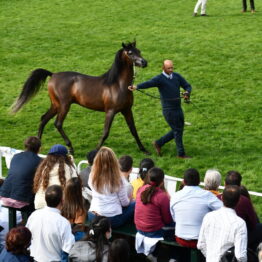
xmin=0 ymin=0 xmax=261 ymax=217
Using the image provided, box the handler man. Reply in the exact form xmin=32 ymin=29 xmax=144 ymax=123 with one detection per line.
xmin=128 ymin=60 xmax=192 ymax=158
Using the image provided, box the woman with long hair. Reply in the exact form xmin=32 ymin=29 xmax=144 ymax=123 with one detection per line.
xmin=33 ymin=144 xmax=77 ymax=209
xmin=69 ymin=216 xmax=111 ymax=262
xmin=131 ymin=158 xmax=155 ymax=199
xmin=61 ymin=177 xmax=86 ymax=224
xmin=0 ymin=226 xmax=33 ymax=261
xmin=135 ymin=167 xmax=173 ymax=260
xmin=88 ymin=147 xmax=134 ymax=229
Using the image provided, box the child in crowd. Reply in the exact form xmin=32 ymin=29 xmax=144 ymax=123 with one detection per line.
xmin=69 ymin=216 xmax=111 ymax=262
xmin=88 ymin=147 xmax=134 ymax=229
xmin=118 ymin=155 xmax=133 ymax=200
xmin=131 ymin=158 xmax=155 ymax=199
xmin=108 ymin=238 xmax=130 ymax=262
xmin=33 ymin=144 xmax=77 ymax=209
xmin=0 ymin=226 xmax=33 ymax=261
xmin=79 ymin=149 xmax=98 ymax=189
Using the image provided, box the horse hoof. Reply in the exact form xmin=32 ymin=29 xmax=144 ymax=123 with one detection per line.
xmin=143 ymin=150 xmax=151 ymax=155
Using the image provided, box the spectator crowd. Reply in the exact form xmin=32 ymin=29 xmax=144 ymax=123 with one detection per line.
xmin=0 ymin=136 xmax=261 ymax=262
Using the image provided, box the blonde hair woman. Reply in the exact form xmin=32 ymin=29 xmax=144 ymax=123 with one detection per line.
xmin=88 ymin=147 xmax=135 ymax=229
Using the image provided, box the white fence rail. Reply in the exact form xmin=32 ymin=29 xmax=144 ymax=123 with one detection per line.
xmin=1 ymin=146 xmax=262 ymax=198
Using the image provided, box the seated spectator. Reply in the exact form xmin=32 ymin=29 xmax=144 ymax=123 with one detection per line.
xmin=204 ymin=169 xmax=221 ymax=196
xmin=26 ymin=185 xmax=75 ymax=262
xmin=79 ymin=149 xmax=98 ymax=189
xmin=119 ymin=155 xmax=133 ymax=200
xmin=0 ymin=226 xmax=33 ymax=262
xmin=197 ymin=185 xmax=247 ymax=261
xmin=69 ymin=216 xmax=111 ymax=262
xmin=61 ymin=177 xmax=87 ymax=241
xmin=33 ymin=144 xmax=77 ymax=209
xmin=131 ymin=158 xmax=155 ymax=199
xmin=135 ymin=167 xmax=173 ymax=261
xmin=0 ymin=136 xmax=42 ymax=213
xmin=88 ymin=147 xmax=135 ymax=229
xmin=108 ymin=238 xmax=130 ymax=262
xmin=170 ymin=168 xmax=222 ymax=248
xmin=218 ymin=170 xmax=262 ymax=251
xmin=135 ymin=167 xmax=173 ymax=237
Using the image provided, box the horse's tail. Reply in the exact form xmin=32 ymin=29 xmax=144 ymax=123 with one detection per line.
xmin=11 ymin=68 xmax=53 ymax=113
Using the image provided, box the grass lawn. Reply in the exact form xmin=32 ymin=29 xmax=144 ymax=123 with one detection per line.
xmin=0 ymin=0 xmax=261 ymax=217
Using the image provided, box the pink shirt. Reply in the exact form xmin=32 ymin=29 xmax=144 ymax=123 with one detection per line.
xmin=135 ymin=185 xmax=172 ymax=232
xmin=1 ymin=197 xmax=29 ymax=209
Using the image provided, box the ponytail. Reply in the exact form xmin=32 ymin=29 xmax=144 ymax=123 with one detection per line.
xmin=85 ymin=217 xmax=110 ymax=262
xmin=140 ymin=168 xmax=164 ymax=204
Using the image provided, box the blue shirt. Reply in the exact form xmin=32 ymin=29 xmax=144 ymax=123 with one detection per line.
xmin=170 ymin=186 xmax=222 ymax=240
xmin=0 ymin=248 xmax=32 ymax=262
xmin=137 ymin=72 xmax=192 ymax=110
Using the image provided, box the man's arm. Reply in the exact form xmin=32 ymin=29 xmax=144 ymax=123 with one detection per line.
xmin=178 ymin=73 xmax=192 ymax=94
xmin=208 ymin=192 xmax=223 ymax=210
xmin=128 ymin=76 xmax=160 ymax=91
xmin=234 ymin=221 xmax=247 ymax=262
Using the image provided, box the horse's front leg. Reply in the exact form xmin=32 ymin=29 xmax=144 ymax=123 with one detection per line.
xmin=121 ymin=108 xmax=149 ymax=154
xmin=96 ymin=109 xmax=116 ymax=149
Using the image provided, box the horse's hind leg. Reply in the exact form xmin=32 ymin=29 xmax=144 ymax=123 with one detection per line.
xmin=121 ymin=108 xmax=149 ymax=154
xmin=38 ymin=106 xmax=57 ymax=139
xmin=96 ymin=109 xmax=116 ymax=149
xmin=54 ymin=105 xmax=74 ymax=154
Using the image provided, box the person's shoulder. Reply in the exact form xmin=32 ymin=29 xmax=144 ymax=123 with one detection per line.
xmin=173 ymin=72 xmax=182 ymax=78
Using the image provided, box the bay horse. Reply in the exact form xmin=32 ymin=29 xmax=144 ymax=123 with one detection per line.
xmin=12 ymin=41 xmax=148 ymax=154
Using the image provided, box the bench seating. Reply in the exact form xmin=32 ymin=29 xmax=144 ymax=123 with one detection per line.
xmin=112 ymin=223 xmax=202 ymax=262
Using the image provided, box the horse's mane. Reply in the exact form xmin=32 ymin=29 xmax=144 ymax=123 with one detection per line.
xmin=102 ymin=48 xmax=125 ymax=86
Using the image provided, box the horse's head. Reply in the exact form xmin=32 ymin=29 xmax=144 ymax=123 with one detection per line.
xmin=122 ymin=41 xmax=147 ymax=68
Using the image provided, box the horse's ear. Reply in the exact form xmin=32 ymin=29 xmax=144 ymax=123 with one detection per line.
xmin=133 ymin=39 xmax=136 ymax=47
xmin=122 ymin=42 xmax=127 ymax=49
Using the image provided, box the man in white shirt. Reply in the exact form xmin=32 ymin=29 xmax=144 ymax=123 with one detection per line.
xmin=197 ymin=185 xmax=247 ymax=262
xmin=170 ymin=168 xmax=222 ymax=248
xmin=26 ymin=185 xmax=75 ymax=262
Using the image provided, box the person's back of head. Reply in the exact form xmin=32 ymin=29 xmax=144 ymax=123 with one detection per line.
xmin=87 ymin=149 xmax=98 ymax=166
xmin=61 ymin=177 xmax=85 ymax=221
xmin=184 ymin=168 xmax=200 ymax=186
xmin=6 ymin=226 xmax=32 ymax=255
xmin=225 ymin=170 xmax=242 ymax=186
xmin=86 ymin=216 xmax=111 ymax=262
xmin=45 ymin=185 xmax=63 ymax=208
xmin=139 ymin=158 xmax=155 ymax=181
xmin=204 ymin=169 xmax=221 ymax=191
xmin=24 ymin=136 xmax=41 ymax=154
xmin=108 ymin=238 xmax=130 ymax=262
xmin=222 ymin=185 xmax=240 ymax=209
xmin=141 ymin=167 xmax=164 ymax=204
xmin=118 ymin=155 xmax=133 ymax=173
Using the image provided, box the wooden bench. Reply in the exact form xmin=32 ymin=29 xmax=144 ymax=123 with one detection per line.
xmin=112 ymin=223 xmax=202 ymax=262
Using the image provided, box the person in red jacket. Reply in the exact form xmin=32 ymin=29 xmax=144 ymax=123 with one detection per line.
xmin=135 ymin=167 xmax=173 ymax=236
